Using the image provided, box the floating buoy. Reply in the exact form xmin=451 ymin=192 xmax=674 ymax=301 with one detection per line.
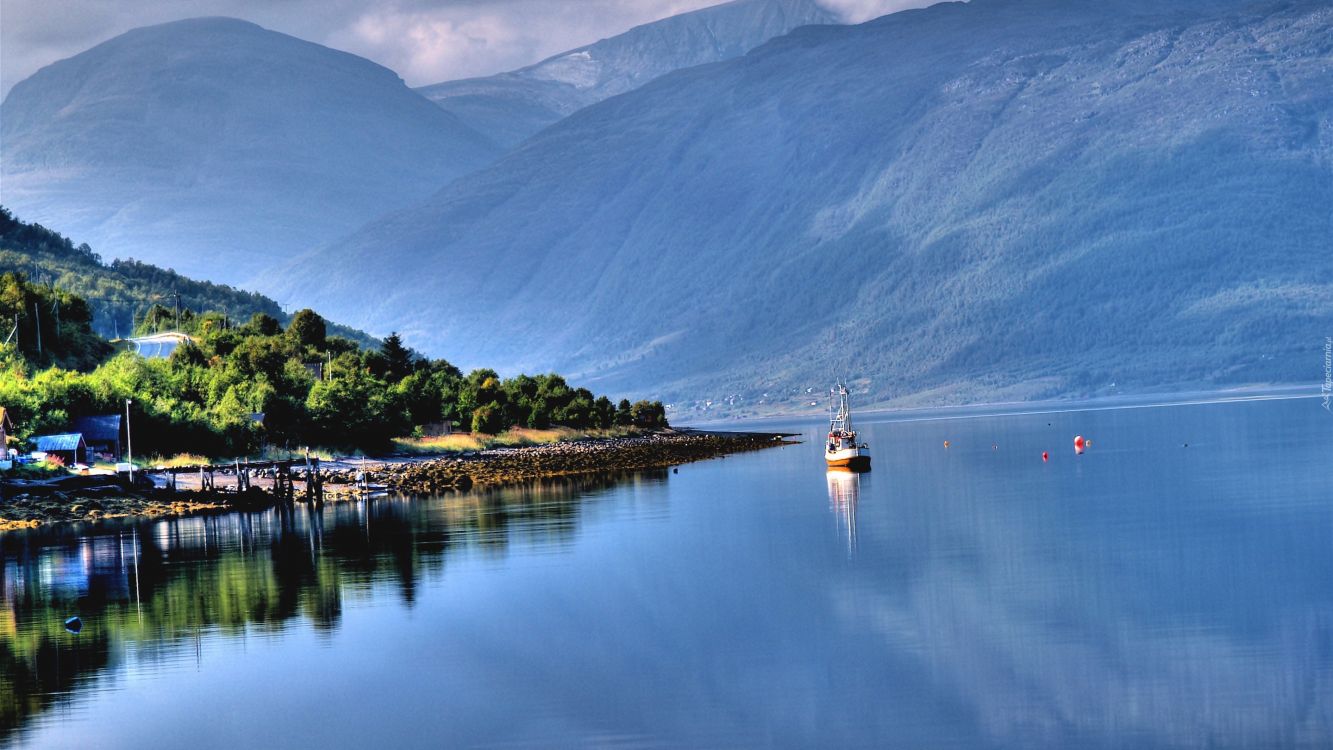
xmin=64 ymin=616 xmax=82 ymax=634
xmin=1074 ymin=435 xmax=1086 ymax=454
xmin=943 ymin=440 xmax=950 ymax=449
xmin=1042 ymin=451 xmax=1049 ymax=461
xmin=992 ymin=444 xmax=998 ymax=451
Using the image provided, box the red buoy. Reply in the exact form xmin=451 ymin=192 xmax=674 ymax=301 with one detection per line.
xmin=1074 ymin=435 xmax=1086 ymax=454
xmin=1042 ymin=451 xmax=1049 ymax=461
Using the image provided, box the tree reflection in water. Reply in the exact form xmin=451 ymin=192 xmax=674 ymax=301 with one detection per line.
xmin=0 ymin=469 xmax=668 ymax=741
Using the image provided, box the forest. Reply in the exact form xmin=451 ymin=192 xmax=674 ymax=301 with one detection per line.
xmin=1 ymin=210 xmax=666 ymax=458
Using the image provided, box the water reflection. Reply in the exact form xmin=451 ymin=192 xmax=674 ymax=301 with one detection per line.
xmin=0 ymin=469 xmax=667 ymax=742
xmin=825 ymin=469 xmax=860 ymax=556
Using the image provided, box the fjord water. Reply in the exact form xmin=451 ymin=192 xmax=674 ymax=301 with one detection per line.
xmin=3 ymin=397 xmax=1330 ymax=748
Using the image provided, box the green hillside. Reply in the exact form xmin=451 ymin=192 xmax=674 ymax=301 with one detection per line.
xmin=0 ymin=206 xmax=375 ymax=349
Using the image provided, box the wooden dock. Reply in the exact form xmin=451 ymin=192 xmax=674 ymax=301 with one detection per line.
xmin=151 ymin=456 xmax=334 ymax=503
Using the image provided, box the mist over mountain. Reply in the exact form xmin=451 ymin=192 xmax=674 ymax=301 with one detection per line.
xmin=278 ymin=0 xmax=1333 ymax=410
xmin=416 ymin=0 xmax=839 ymax=149
xmin=0 ymin=17 xmax=499 ymax=286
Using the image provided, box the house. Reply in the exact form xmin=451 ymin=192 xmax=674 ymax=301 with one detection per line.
xmin=33 ymin=433 xmax=90 ymax=465
xmin=0 ymin=407 xmax=13 ymax=466
xmin=0 ymin=407 xmax=13 ymax=454
xmin=74 ymin=415 xmax=124 ymax=460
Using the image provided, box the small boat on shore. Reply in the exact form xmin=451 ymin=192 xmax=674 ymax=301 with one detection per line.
xmin=825 ymin=384 xmax=870 ymax=471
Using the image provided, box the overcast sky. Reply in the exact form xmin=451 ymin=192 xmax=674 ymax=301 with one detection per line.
xmin=0 ymin=0 xmax=919 ymax=97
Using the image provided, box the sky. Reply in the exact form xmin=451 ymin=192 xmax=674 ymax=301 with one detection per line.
xmin=0 ymin=0 xmax=918 ymax=97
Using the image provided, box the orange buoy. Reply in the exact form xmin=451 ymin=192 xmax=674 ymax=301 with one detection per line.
xmin=1074 ymin=435 xmax=1086 ymax=454
xmin=1042 ymin=451 xmax=1049 ymax=461
xmin=943 ymin=440 xmax=950 ymax=449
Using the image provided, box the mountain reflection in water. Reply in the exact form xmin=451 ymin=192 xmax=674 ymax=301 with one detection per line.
xmin=3 ymin=398 xmax=1330 ymax=749
xmin=0 ymin=470 xmax=668 ymax=741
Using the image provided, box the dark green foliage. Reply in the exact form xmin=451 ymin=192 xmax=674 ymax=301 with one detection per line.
xmin=470 ymin=403 xmax=505 ymax=435
xmin=628 ymin=400 xmax=668 ymax=428
xmin=244 ymin=313 xmax=282 ymax=337
xmin=615 ymin=399 xmax=633 ymax=426
xmin=380 ymin=332 xmax=414 ymax=384
xmin=286 ymin=309 xmax=326 ymax=350
xmin=2 ymin=288 xmax=665 ymax=457
xmin=0 ymin=271 xmax=110 ymax=371
xmin=0 ymin=210 xmax=666 ymax=456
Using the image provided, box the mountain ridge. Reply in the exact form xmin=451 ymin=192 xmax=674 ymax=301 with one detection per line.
xmin=0 ymin=16 xmax=500 ymax=286
xmin=415 ymin=0 xmax=840 ymax=148
xmin=274 ymin=0 xmax=1333 ymax=411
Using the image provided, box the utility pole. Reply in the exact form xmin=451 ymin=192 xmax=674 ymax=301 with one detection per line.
xmin=33 ymin=302 xmax=41 ymax=355
xmin=173 ymin=291 xmax=181 ymax=331
xmin=125 ymin=399 xmax=134 ymax=481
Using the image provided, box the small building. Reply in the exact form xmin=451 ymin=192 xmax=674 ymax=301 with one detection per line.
xmin=420 ymin=421 xmax=456 ymax=436
xmin=74 ymin=415 xmax=124 ymax=460
xmin=0 ymin=407 xmax=13 ymax=454
xmin=0 ymin=407 xmax=13 ymax=466
xmin=33 ymin=433 xmax=90 ymax=465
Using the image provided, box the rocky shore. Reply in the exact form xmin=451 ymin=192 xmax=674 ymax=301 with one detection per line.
xmin=0 ymin=430 xmax=794 ymax=531
xmin=368 ymin=431 xmax=792 ymax=495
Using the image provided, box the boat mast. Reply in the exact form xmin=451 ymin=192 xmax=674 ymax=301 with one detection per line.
xmin=830 ymin=383 xmax=852 ymax=435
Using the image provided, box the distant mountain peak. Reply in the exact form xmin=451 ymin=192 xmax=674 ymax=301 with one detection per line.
xmin=416 ymin=0 xmax=840 ymax=148
xmin=0 ymin=17 xmax=499 ymax=284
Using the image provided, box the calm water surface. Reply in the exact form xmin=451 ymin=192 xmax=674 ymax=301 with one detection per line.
xmin=2 ymin=398 xmax=1331 ymax=748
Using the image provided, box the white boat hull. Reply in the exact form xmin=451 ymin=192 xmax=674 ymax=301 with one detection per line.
xmin=825 ymin=447 xmax=870 ymax=470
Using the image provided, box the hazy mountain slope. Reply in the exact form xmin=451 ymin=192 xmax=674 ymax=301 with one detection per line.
xmin=0 ymin=18 xmax=499 ymax=285
xmin=416 ymin=0 xmax=838 ymax=148
xmin=279 ymin=0 xmax=1333 ymax=410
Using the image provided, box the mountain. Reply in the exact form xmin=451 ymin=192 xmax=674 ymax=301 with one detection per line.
xmin=416 ymin=0 xmax=839 ymax=148
xmin=276 ymin=0 xmax=1333 ymax=412
xmin=0 ymin=17 xmax=499 ymax=286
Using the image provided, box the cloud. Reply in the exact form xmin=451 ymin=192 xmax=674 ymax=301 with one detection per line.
xmin=0 ymin=0 xmax=722 ymax=96
xmin=816 ymin=0 xmax=948 ymax=24
xmin=0 ymin=0 xmax=946 ymax=97
xmin=324 ymin=2 xmax=717 ymax=85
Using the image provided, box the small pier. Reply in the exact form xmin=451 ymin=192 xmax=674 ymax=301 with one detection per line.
xmin=153 ymin=455 xmax=331 ymax=504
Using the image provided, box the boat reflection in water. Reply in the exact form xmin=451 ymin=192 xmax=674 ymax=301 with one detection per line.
xmin=825 ymin=468 xmax=860 ymax=555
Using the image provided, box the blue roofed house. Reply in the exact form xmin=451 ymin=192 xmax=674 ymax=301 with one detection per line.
xmin=33 ymin=433 xmax=89 ymax=465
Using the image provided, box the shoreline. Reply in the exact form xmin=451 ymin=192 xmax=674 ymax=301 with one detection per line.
xmin=681 ymin=383 xmax=1323 ymax=428
xmin=0 ymin=430 xmax=796 ymax=531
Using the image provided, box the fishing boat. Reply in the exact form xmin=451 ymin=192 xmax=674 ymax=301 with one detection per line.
xmin=825 ymin=383 xmax=870 ymax=471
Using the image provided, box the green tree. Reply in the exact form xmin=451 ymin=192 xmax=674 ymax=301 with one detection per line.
xmin=615 ymin=398 xmax=633 ymax=426
xmin=244 ymin=312 xmax=282 ymax=337
xmin=380 ymin=332 xmax=414 ymax=383
xmin=471 ymin=403 xmax=505 ymax=434
xmin=286 ymin=309 xmax=326 ymax=350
